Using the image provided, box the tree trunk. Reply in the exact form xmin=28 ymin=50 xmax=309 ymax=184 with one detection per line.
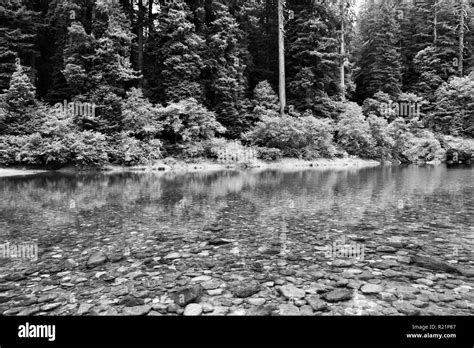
xmin=278 ymin=0 xmax=286 ymax=116
xmin=148 ymin=0 xmax=154 ymax=32
xmin=138 ymin=0 xmax=144 ymax=87
xmin=340 ymin=0 xmax=345 ymax=102
xmin=433 ymin=1 xmax=437 ymax=44
xmin=458 ymin=0 xmax=465 ymax=76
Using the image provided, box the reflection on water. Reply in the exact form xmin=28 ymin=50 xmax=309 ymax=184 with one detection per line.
xmin=0 ymin=165 xmax=473 ymax=260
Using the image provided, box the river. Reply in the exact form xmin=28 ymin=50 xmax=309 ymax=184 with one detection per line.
xmin=0 ymin=164 xmax=472 ymax=315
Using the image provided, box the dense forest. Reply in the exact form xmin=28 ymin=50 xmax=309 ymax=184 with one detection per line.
xmin=0 ymin=0 xmax=473 ymax=168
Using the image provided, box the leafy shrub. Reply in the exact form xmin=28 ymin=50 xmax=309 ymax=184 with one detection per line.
xmin=121 ymin=88 xmax=163 ymax=139
xmin=299 ymin=114 xmax=336 ymax=158
xmin=159 ymin=98 xmax=226 ymax=143
xmin=14 ymin=133 xmax=47 ymax=165
xmin=362 ymin=91 xmax=393 ymax=118
xmin=256 ymin=147 xmax=283 ymax=161
xmin=0 ymin=135 xmax=23 ymax=165
xmin=207 ymin=138 xmax=245 ymax=158
xmin=404 ymin=130 xmax=445 ymax=162
xmin=387 ymin=117 xmax=414 ymax=162
xmin=336 ymin=102 xmax=374 ymax=157
xmin=439 ymin=135 xmax=474 ymax=162
xmin=68 ymin=131 xmax=109 ymax=166
xmin=109 ymin=133 xmax=162 ymax=165
xmin=179 ymin=142 xmax=207 ymax=160
xmin=428 ymin=73 xmax=474 ymax=137
xmin=0 ymin=133 xmax=72 ymax=167
xmin=367 ymin=115 xmax=394 ymax=160
xmin=250 ymin=81 xmax=280 ymax=121
xmin=244 ymin=113 xmax=335 ymax=158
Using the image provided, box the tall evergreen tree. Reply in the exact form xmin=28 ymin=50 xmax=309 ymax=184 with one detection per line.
xmin=354 ymin=0 xmax=402 ymax=102
xmin=286 ymin=0 xmax=349 ymax=116
xmin=204 ymin=1 xmax=250 ymax=138
xmin=148 ymin=1 xmax=205 ymax=104
xmin=0 ymin=58 xmax=39 ymax=135
xmin=0 ymin=1 xmax=40 ymax=93
xmin=412 ymin=0 xmax=459 ymax=101
xmin=62 ymin=0 xmax=139 ymax=133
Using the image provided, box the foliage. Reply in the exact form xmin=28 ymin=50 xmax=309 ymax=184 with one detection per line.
xmin=244 ymin=113 xmax=336 ymax=158
xmin=121 ymin=88 xmax=163 ymax=139
xmin=0 ymin=2 xmax=40 ymax=93
xmin=256 ymin=147 xmax=283 ymax=161
xmin=0 ymin=0 xmax=472 ymax=167
xmin=0 ymin=60 xmax=45 ymax=136
xmin=204 ymin=2 xmax=249 ymax=138
xmin=439 ymin=135 xmax=474 ymax=162
xmin=367 ymin=114 xmax=394 ymax=160
xmin=336 ymin=102 xmax=374 ymax=157
xmin=159 ymin=98 xmax=226 ymax=144
xmin=109 ymin=133 xmax=162 ymax=166
xmin=354 ymin=2 xmax=402 ymax=101
xmin=362 ymin=91 xmax=393 ymax=118
xmin=67 ymin=130 xmax=109 ymax=166
xmin=403 ymin=129 xmax=446 ymax=163
xmin=428 ymin=73 xmax=474 ymax=137
xmin=148 ymin=1 xmax=205 ymax=104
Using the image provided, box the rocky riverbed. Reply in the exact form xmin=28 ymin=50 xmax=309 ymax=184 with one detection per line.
xmin=0 ymin=224 xmax=472 ymax=316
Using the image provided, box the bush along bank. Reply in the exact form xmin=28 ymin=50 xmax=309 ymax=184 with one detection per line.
xmin=0 ymin=61 xmax=473 ymax=170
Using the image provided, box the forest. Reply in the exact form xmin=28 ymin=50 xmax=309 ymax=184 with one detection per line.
xmin=0 ymin=0 xmax=473 ymax=168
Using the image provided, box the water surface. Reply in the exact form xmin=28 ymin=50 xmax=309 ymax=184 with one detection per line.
xmin=0 ymin=164 xmax=472 ymax=315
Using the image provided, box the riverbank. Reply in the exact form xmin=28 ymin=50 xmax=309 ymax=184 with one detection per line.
xmin=0 ymin=168 xmax=48 ymax=178
xmin=0 ymin=157 xmax=382 ymax=177
xmin=107 ymin=157 xmax=382 ymax=174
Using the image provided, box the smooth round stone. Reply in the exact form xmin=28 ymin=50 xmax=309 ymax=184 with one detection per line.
xmin=324 ymin=289 xmax=353 ymax=302
xmin=122 ymin=305 xmax=151 ymax=316
xmin=306 ymin=295 xmax=328 ymax=311
xmin=278 ymin=284 xmax=305 ymax=299
xmin=411 ymin=300 xmax=429 ymax=308
xmin=393 ymin=302 xmax=420 ymax=315
xmin=211 ymin=306 xmax=229 ymax=315
xmin=416 ymin=279 xmax=434 ymax=286
xmin=201 ymin=279 xmax=222 ymax=290
xmin=207 ymin=288 xmax=224 ymax=296
xmin=361 ymin=284 xmax=383 ymax=294
xmin=376 ymin=246 xmax=398 ymax=253
xmin=377 ymin=292 xmax=396 ymax=302
xmin=191 ymin=275 xmax=212 ymax=282
xmin=232 ymin=299 xmax=244 ymax=305
xmin=164 ymin=252 xmax=180 ymax=260
xmin=278 ymin=304 xmax=300 ymax=315
xmin=229 ymin=308 xmax=246 ymax=315
xmin=294 ymin=299 xmax=307 ymax=307
xmin=246 ymin=298 xmax=266 ymax=306
xmin=183 ymin=303 xmax=202 ymax=316
xmin=299 ymin=305 xmax=314 ymax=315
xmin=201 ymin=303 xmax=214 ymax=313
xmin=86 ymin=252 xmax=107 ymax=268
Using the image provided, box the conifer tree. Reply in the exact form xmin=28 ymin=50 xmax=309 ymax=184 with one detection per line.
xmin=0 ymin=58 xmax=39 ymax=135
xmin=204 ymin=1 xmax=250 ymax=138
xmin=154 ymin=0 xmax=205 ymax=103
xmin=354 ymin=1 xmax=402 ymax=101
xmin=0 ymin=1 xmax=40 ymax=93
